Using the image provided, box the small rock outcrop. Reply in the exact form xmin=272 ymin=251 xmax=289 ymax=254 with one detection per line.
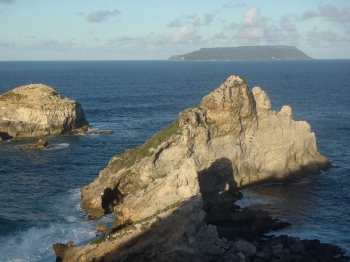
xmin=0 ymin=84 xmax=88 ymax=138
xmin=87 ymin=130 xmax=114 ymax=135
xmin=18 ymin=139 xmax=51 ymax=150
xmin=54 ymin=76 xmax=335 ymax=261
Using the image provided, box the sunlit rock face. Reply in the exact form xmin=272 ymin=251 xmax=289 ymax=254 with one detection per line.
xmin=0 ymin=84 xmax=88 ymax=138
xmin=81 ymin=75 xmax=330 ymax=224
xmin=55 ymin=75 xmax=331 ymax=261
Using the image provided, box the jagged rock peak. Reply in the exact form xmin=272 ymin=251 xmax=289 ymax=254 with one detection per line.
xmin=55 ymin=75 xmax=332 ymax=261
xmin=0 ymin=84 xmax=89 ymax=138
xmin=80 ymin=75 xmax=330 ymax=224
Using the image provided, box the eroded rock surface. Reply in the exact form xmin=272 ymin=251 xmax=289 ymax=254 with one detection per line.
xmin=81 ymin=75 xmax=330 ymax=223
xmin=54 ymin=76 xmax=336 ymax=261
xmin=0 ymin=84 xmax=88 ymax=138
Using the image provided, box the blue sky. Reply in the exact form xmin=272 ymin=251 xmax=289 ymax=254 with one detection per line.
xmin=0 ymin=0 xmax=349 ymax=60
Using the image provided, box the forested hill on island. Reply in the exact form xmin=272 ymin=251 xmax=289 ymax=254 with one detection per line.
xmin=168 ymin=45 xmax=313 ymax=61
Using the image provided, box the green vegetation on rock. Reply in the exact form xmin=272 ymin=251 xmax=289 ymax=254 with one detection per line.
xmin=108 ymin=120 xmax=181 ymax=171
xmin=238 ymin=76 xmax=247 ymax=83
xmin=0 ymin=92 xmax=27 ymax=103
xmin=168 ymin=46 xmax=313 ymax=61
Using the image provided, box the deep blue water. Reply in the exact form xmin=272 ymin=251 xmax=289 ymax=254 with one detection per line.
xmin=0 ymin=60 xmax=349 ymax=261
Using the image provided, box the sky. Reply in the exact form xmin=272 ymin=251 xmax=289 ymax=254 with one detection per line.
xmin=0 ymin=0 xmax=349 ymax=60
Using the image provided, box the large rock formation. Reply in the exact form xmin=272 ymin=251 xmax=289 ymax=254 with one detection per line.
xmin=0 ymin=84 xmax=88 ymax=138
xmin=54 ymin=76 xmax=335 ymax=261
xmin=81 ymin=75 xmax=330 ymax=223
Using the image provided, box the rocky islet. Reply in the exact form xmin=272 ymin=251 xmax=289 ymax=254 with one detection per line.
xmin=0 ymin=84 xmax=89 ymax=139
xmin=51 ymin=76 xmax=349 ymax=261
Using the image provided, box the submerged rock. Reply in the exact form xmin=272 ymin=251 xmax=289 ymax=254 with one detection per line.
xmin=0 ymin=84 xmax=89 ymax=138
xmin=88 ymin=130 xmax=114 ymax=135
xmin=18 ymin=139 xmax=51 ymax=150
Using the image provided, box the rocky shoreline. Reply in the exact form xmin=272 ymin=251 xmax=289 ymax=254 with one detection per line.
xmin=54 ymin=192 xmax=349 ymax=262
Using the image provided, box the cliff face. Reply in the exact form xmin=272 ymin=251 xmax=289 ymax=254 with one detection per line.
xmin=0 ymin=84 xmax=88 ymax=138
xmin=80 ymin=76 xmax=330 ymax=226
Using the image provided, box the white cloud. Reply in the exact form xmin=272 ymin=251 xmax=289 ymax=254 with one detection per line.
xmin=186 ymin=15 xmax=201 ymax=27
xmin=223 ymin=6 xmax=301 ymax=46
xmin=237 ymin=27 xmax=264 ymax=39
xmin=105 ymin=24 xmax=203 ymax=50
xmin=225 ymin=22 xmax=238 ymax=30
xmin=243 ymin=6 xmax=260 ymax=24
xmin=39 ymin=39 xmax=59 ymax=46
xmin=167 ymin=18 xmax=183 ymax=28
xmin=301 ymin=4 xmax=350 ymax=24
xmin=0 ymin=41 xmax=15 ymax=48
xmin=86 ymin=10 xmax=121 ymax=23
xmin=306 ymin=26 xmax=350 ymax=48
xmin=204 ymin=13 xmax=214 ymax=26
xmin=24 ymin=38 xmax=87 ymax=53
xmin=211 ymin=32 xmax=228 ymax=40
xmin=171 ymin=26 xmax=197 ymax=43
xmin=223 ymin=2 xmax=247 ymax=9
xmin=0 ymin=0 xmax=14 ymax=4
xmin=280 ymin=15 xmax=297 ymax=32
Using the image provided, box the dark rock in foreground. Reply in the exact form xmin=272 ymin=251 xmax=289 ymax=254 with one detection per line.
xmin=0 ymin=132 xmax=12 ymax=142
xmin=53 ymin=195 xmax=349 ymax=261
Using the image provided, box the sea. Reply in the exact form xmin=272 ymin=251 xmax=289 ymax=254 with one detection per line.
xmin=0 ymin=60 xmax=349 ymax=261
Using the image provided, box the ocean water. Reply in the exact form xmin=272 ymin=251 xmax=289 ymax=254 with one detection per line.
xmin=0 ymin=60 xmax=349 ymax=261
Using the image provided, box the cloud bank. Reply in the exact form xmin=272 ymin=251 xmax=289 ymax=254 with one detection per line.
xmin=0 ymin=0 xmax=14 ymax=4
xmin=302 ymin=4 xmax=350 ymax=24
xmin=86 ymin=10 xmax=121 ymax=23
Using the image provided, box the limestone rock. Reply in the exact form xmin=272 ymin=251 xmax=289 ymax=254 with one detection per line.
xmin=58 ymin=75 xmax=333 ymax=261
xmin=0 ymin=84 xmax=88 ymax=138
xmin=81 ymin=75 xmax=330 ymax=222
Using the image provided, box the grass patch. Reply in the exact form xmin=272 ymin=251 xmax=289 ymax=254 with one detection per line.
xmin=141 ymin=184 xmax=148 ymax=192
xmin=0 ymin=92 xmax=27 ymax=103
xmin=238 ymin=75 xmax=247 ymax=83
xmin=90 ymin=236 xmax=107 ymax=245
xmin=158 ymin=173 xmax=168 ymax=179
xmin=108 ymin=120 xmax=181 ymax=171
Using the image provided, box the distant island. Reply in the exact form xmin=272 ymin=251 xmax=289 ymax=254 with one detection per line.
xmin=168 ymin=45 xmax=313 ymax=61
